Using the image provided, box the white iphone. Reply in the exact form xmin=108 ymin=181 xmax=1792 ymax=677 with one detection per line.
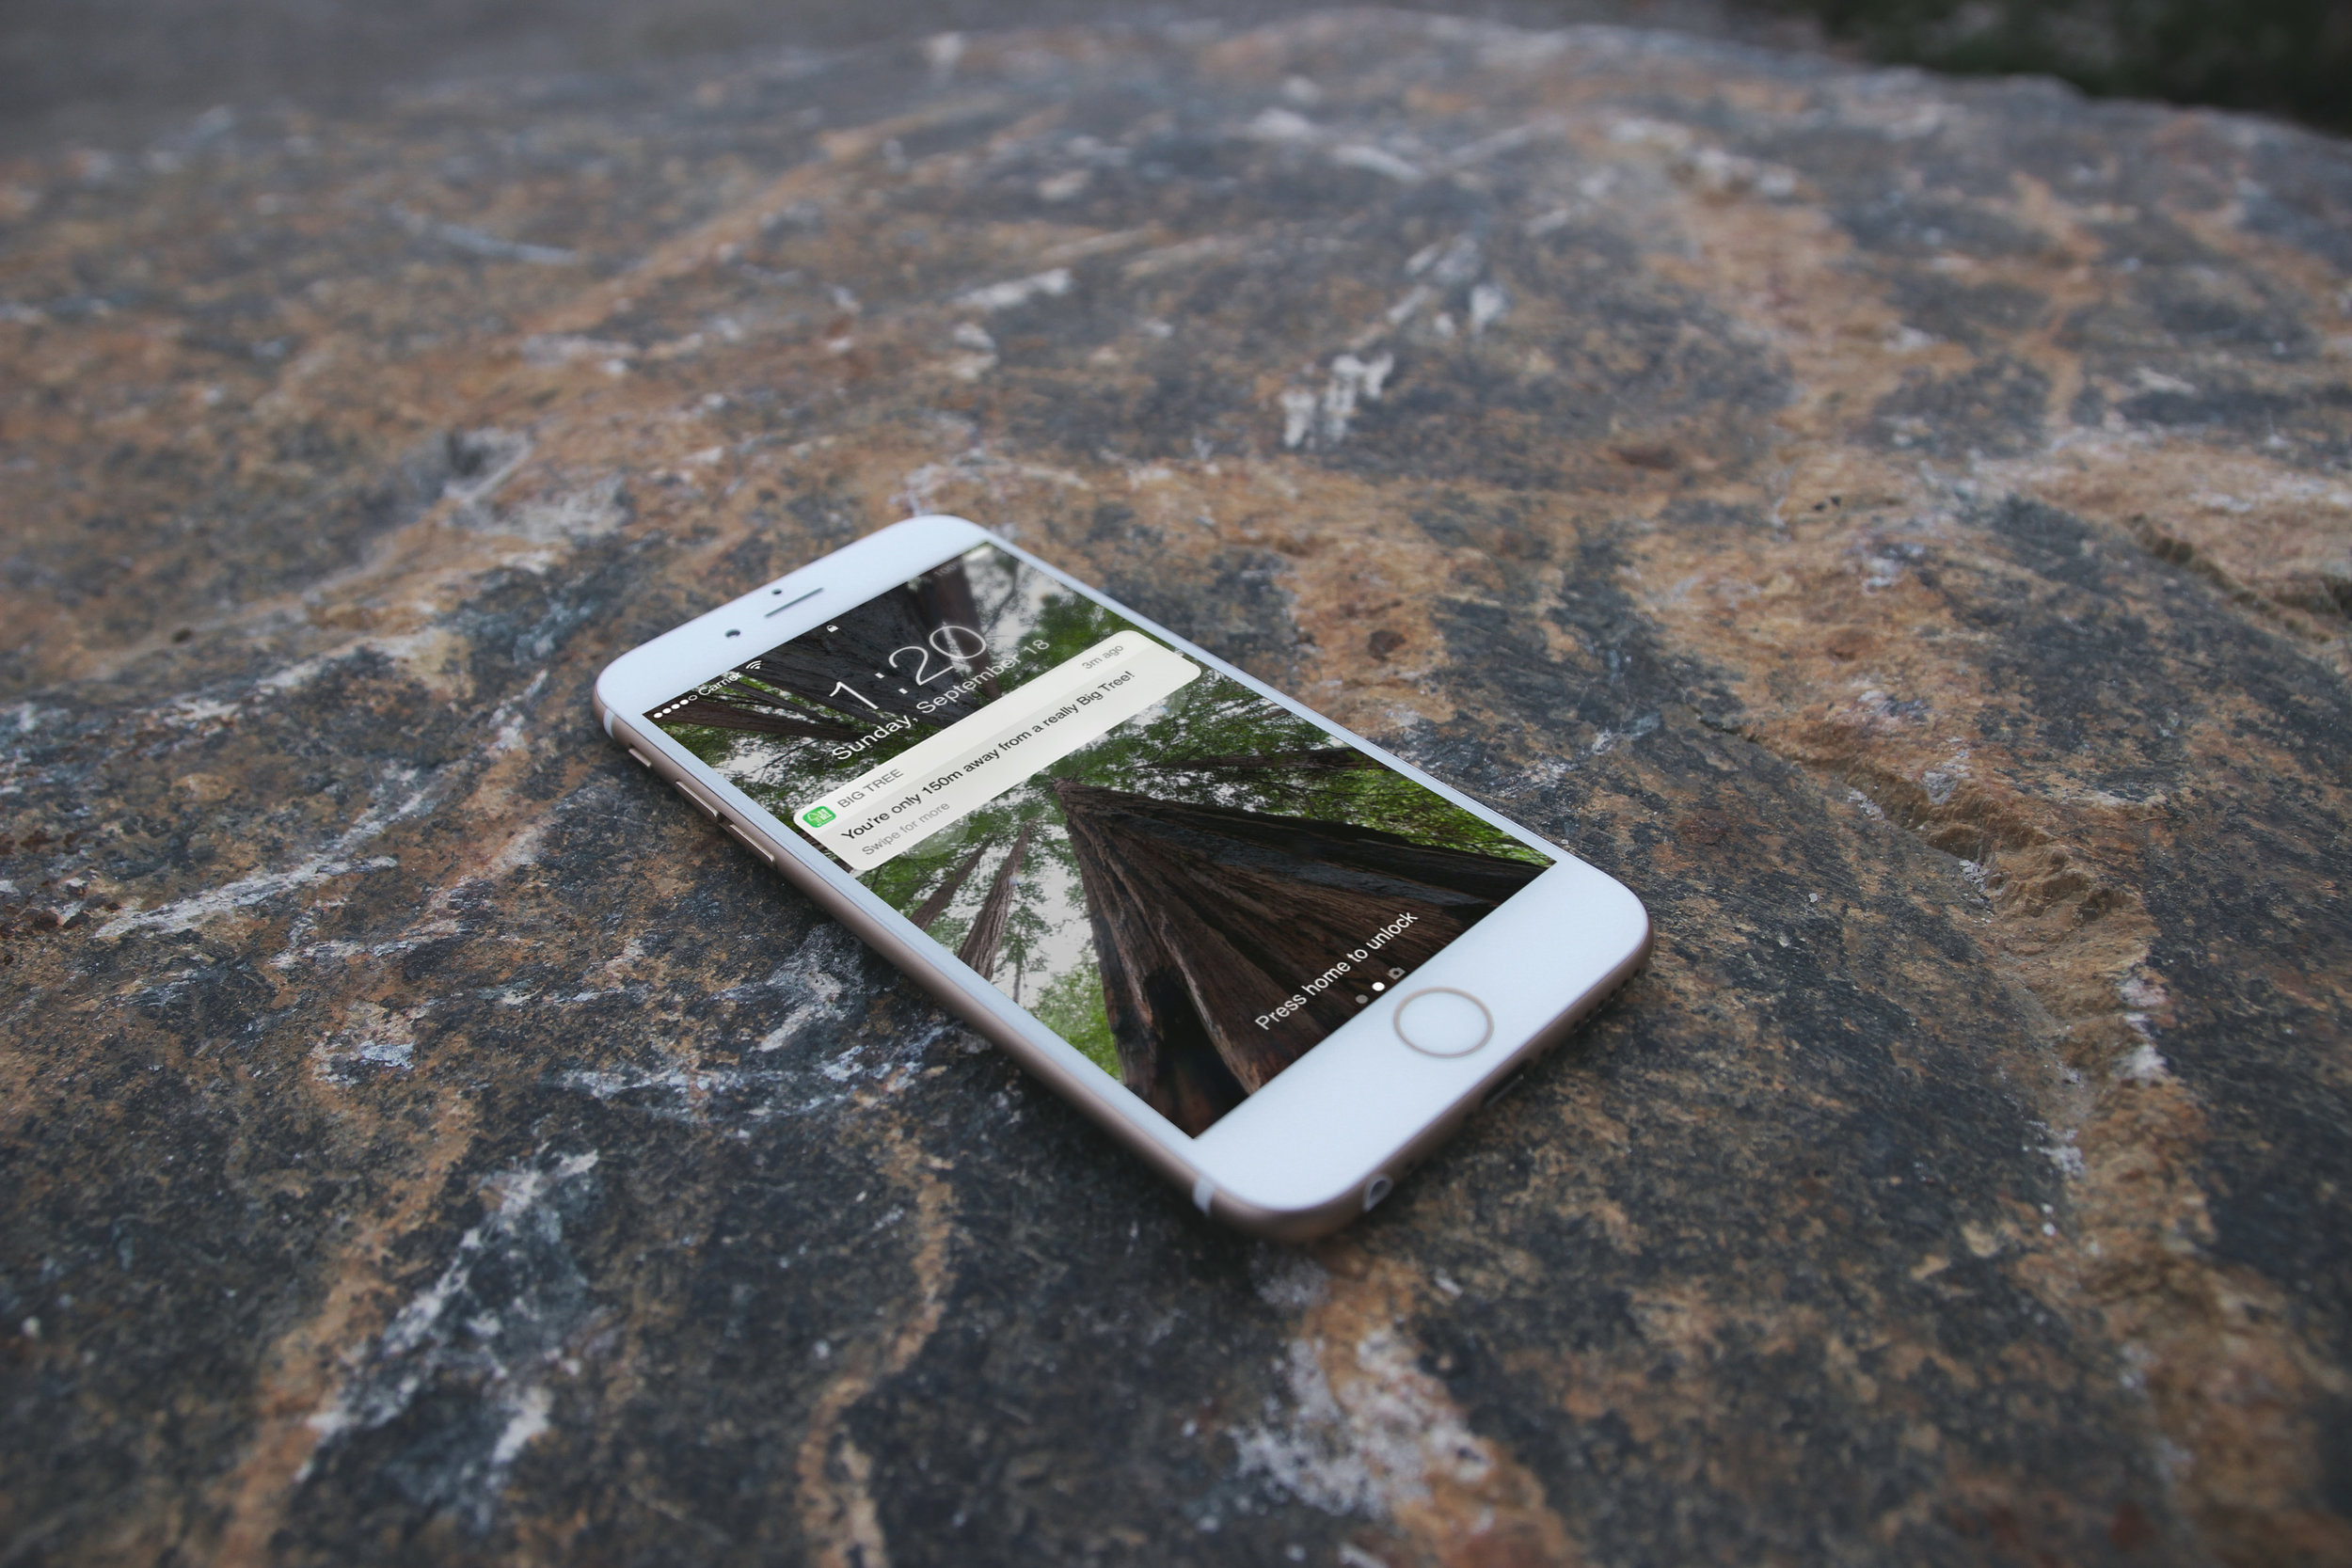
xmin=592 ymin=515 xmax=1649 ymax=1239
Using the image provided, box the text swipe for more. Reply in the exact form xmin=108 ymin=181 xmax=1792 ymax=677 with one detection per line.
xmin=795 ymin=635 xmax=1200 ymax=870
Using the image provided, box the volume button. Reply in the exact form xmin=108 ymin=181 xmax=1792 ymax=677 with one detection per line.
xmin=672 ymin=779 xmax=721 ymax=819
xmin=627 ymin=747 xmax=653 ymax=768
xmin=724 ymin=821 xmax=776 ymax=866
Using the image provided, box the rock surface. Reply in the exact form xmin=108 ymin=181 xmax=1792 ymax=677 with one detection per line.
xmin=4 ymin=12 xmax=2350 ymax=1565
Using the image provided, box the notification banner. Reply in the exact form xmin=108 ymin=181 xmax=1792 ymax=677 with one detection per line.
xmin=792 ymin=634 xmax=1199 ymax=870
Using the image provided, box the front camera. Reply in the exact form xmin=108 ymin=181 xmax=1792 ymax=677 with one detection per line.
xmin=724 ymin=629 xmax=741 ymax=639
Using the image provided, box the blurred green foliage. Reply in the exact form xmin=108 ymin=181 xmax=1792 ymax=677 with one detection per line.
xmin=1781 ymin=0 xmax=2351 ymax=131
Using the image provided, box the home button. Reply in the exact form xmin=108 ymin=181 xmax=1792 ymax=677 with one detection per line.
xmin=1393 ymin=989 xmax=1492 ymax=1058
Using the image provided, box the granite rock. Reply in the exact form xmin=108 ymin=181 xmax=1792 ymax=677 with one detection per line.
xmin=3 ymin=12 xmax=2350 ymax=1566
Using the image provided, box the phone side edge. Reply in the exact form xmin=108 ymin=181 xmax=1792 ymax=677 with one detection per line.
xmin=604 ymin=709 xmax=1210 ymax=1207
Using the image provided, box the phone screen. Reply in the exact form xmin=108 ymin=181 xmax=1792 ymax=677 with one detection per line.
xmin=644 ymin=542 xmax=1553 ymax=1135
